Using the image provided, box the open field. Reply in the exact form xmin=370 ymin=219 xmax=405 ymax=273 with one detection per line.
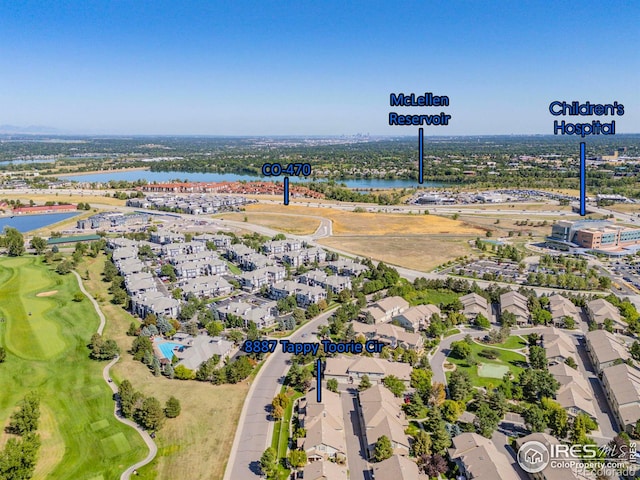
xmin=0 ymin=193 xmax=127 ymax=207
xmin=451 ymin=203 xmax=572 ymax=213
xmin=81 ymin=254 xmax=249 ymax=480
xmin=458 ymin=213 xmax=580 ymax=239
xmin=217 ymin=212 xmax=321 ymax=235
xmin=243 ymin=203 xmax=484 ymax=236
xmin=0 ymin=256 xmax=147 ymax=479
xmin=319 ymin=235 xmax=474 ymax=271
xmin=446 ymin=338 xmax=527 ymax=389
xmin=608 ymin=204 xmax=640 ymax=214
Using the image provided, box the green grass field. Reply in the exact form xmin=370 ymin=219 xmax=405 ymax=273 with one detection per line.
xmin=446 ymin=337 xmax=527 ymax=389
xmin=0 ymin=256 xmax=147 ymax=479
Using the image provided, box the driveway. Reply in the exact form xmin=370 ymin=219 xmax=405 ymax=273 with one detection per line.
xmin=340 ymin=389 xmax=372 ymax=480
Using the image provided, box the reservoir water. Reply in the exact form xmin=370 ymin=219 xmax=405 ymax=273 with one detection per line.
xmin=59 ymin=170 xmax=446 ymax=189
xmin=0 ymin=212 xmax=80 ymax=233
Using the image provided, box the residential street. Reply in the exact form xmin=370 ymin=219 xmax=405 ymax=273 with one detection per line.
xmin=223 ymin=310 xmax=332 ymax=480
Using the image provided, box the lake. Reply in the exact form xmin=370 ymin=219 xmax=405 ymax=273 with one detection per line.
xmin=59 ymin=170 xmax=446 ymax=189
xmin=0 ymin=212 xmax=80 ymax=233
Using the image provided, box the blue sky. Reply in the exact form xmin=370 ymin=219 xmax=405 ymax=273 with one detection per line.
xmin=0 ymin=1 xmax=638 ymax=135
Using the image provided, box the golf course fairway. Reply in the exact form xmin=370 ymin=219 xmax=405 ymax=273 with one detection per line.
xmin=0 ymin=256 xmax=147 ymax=479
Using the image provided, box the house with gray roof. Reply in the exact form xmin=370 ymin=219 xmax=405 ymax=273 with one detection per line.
xmin=172 ymin=335 xmax=234 ymax=371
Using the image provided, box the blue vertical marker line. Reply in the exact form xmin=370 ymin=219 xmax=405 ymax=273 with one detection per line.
xmin=580 ymin=142 xmax=586 ymax=216
xmin=316 ymin=359 xmax=322 ymax=402
xmin=283 ymin=177 xmax=290 ymax=205
xmin=418 ymin=128 xmax=424 ymax=184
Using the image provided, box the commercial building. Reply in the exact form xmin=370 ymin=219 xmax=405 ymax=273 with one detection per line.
xmin=547 ymin=220 xmax=640 ymax=255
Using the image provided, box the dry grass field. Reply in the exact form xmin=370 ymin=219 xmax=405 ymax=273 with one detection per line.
xmin=242 ymin=203 xmax=483 ymax=236
xmin=218 ymin=212 xmax=321 ymax=235
xmin=81 ymin=255 xmax=249 ymax=480
xmin=319 ymin=235 xmax=473 ymax=271
xmin=0 ymin=192 xmax=127 ymax=207
xmin=608 ymin=204 xmax=640 ymax=214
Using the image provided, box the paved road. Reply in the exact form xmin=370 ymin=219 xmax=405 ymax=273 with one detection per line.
xmin=224 ymin=311 xmax=333 ymax=480
xmin=74 ymin=270 xmax=158 ymax=479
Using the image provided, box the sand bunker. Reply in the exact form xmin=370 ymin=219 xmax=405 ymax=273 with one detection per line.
xmin=36 ymin=290 xmax=58 ymax=297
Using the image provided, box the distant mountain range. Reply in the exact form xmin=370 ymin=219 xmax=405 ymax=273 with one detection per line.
xmin=0 ymin=124 xmax=61 ymax=134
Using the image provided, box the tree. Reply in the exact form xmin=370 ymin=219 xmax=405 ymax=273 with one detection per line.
xmin=523 ymin=405 xmax=547 ymax=432
xmin=425 ymin=407 xmax=451 ymax=454
xmin=164 ymin=396 xmax=181 ymax=418
xmin=528 ymin=345 xmax=547 ymax=370
xmin=30 ymin=236 xmax=47 ymax=255
xmin=475 ymin=313 xmax=490 ymax=329
xmin=288 ymin=449 xmax=307 ymax=469
xmin=358 ymin=375 xmax=372 ymax=391
xmin=412 ymin=430 xmax=432 ymax=457
xmin=0 ymin=346 xmax=5 ymax=363
xmin=544 ymin=399 xmax=568 ymax=438
xmin=206 ymin=321 xmax=224 ymax=337
xmin=441 ymin=399 xmax=462 ymax=422
xmin=160 ymin=264 xmax=177 ymax=282
xmin=259 ymin=447 xmax=278 ymax=478
xmin=451 ymin=340 xmax=472 ymax=360
xmin=327 ymin=378 xmax=339 ymax=393
xmin=173 ymin=364 xmax=195 ymax=380
xmin=418 ymin=453 xmax=448 ymax=477
xmin=7 ymin=392 xmax=40 ymax=435
xmin=430 ymin=382 xmax=446 ymax=407
xmin=448 ymin=369 xmax=471 ymax=401
xmin=136 ymin=397 xmax=165 ymax=431
xmin=373 ymin=435 xmax=393 ymax=462
xmin=55 ymin=260 xmax=73 ymax=275
xmin=564 ymin=356 xmax=577 ymax=369
xmin=631 ymin=341 xmax=640 ymax=361
xmin=475 ymin=402 xmax=500 ymax=438
xmin=4 ymin=228 xmax=25 ymax=256
xmin=382 ymin=375 xmax=405 ymax=397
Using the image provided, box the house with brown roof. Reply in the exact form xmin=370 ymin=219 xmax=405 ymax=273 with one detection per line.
xmin=548 ymin=294 xmax=581 ymax=328
xmin=587 ymin=298 xmax=626 ymax=333
xmin=301 ymin=460 xmax=348 ymax=480
xmin=352 ymin=322 xmax=424 ymax=352
xmin=449 ymin=432 xmax=519 ymax=480
xmin=541 ymin=327 xmax=576 ymax=366
xmin=585 ymin=329 xmax=630 ymax=374
xmin=362 ymin=296 xmax=410 ymax=324
xmin=549 ymin=362 xmax=597 ymax=421
xmin=500 ymin=290 xmax=530 ymax=325
xmin=298 ymin=388 xmax=346 ymax=463
xmin=372 ymin=455 xmax=421 ymax=480
xmin=601 ymin=363 xmax=640 ymax=433
xmin=460 ymin=292 xmax=489 ymax=320
xmin=392 ymin=304 xmax=440 ymax=332
xmin=359 ymin=385 xmax=410 ymax=459
xmin=325 ymin=356 xmax=412 ymax=384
